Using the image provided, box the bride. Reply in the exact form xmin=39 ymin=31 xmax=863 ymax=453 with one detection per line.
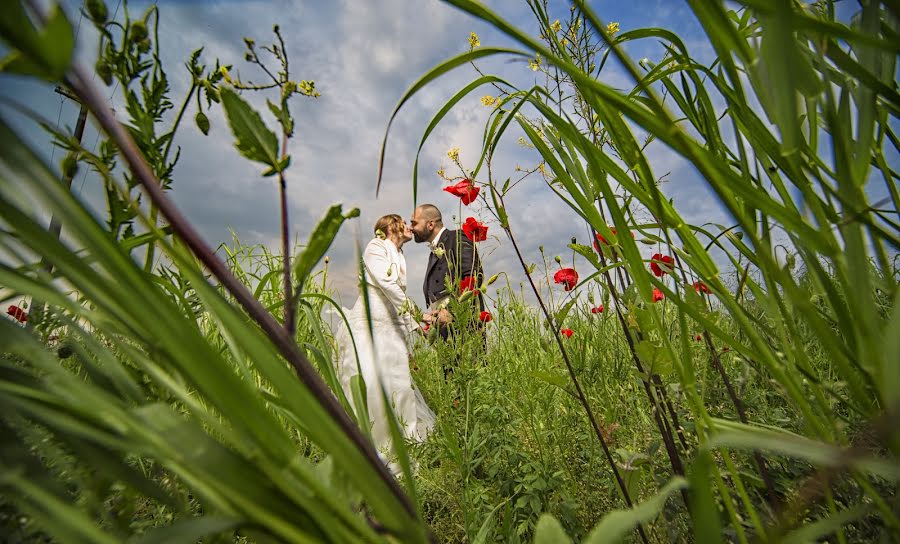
xmin=333 ymin=214 xmax=435 ymax=472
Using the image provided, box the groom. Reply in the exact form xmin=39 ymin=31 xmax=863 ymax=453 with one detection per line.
xmin=410 ymin=204 xmax=484 ymax=341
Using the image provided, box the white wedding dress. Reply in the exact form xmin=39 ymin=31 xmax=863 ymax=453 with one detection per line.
xmin=333 ymin=237 xmax=435 ymax=468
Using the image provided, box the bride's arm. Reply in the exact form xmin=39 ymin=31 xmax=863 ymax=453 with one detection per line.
xmin=364 ymin=240 xmax=419 ymax=333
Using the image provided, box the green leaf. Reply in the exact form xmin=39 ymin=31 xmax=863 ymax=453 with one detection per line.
xmin=129 ymin=517 xmax=243 ymax=544
xmin=781 ymin=505 xmax=869 ymax=543
xmin=293 ymin=205 xmax=357 ymax=292
xmin=584 ymin=477 xmax=688 ymax=543
xmin=534 ymin=514 xmax=571 ymax=544
xmin=709 ymin=419 xmax=900 ymax=481
xmin=219 ymin=87 xmax=280 ymax=170
xmin=0 ymin=3 xmax=74 ymax=81
xmin=687 ymin=451 xmax=722 ymax=543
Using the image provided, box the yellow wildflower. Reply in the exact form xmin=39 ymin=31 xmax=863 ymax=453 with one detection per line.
xmin=480 ymin=95 xmax=496 ymax=106
xmin=537 ymin=162 xmax=547 ymax=175
xmin=447 ymin=146 xmax=460 ymax=162
xmin=551 ymin=19 xmax=561 ymax=33
xmin=437 ymin=166 xmax=446 ymax=178
xmin=607 ymin=22 xmax=620 ymax=35
xmin=468 ymin=31 xmax=480 ymax=49
xmin=528 ymin=53 xmax=542 ymax=72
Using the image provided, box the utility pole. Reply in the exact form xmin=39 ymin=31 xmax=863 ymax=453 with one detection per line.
xmin=29 ymin=87 xmax=89 ymax=334
xmin=46 ymin=85 xmax=89 ymax=240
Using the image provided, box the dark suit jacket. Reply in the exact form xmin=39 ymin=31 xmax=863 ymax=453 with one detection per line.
xmin=424 ymin=228 xmax=484 ymax=307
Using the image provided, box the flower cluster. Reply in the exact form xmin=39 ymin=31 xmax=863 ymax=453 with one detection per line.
xmin=447 ymin=146 xmax=460 ymax=162
xmin=591 ymin=305 xmax=604 ymax=314
xmin=468 ymin=32 xmax=480 ymax=49
xmin=480 ymin=95 xmax=497 ymax=107
xmin=607 ymin=22 xmax=620 ymax=35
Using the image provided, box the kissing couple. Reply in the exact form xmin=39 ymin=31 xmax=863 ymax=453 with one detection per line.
xmin=333 ymin=204 xmax=485 ymax=474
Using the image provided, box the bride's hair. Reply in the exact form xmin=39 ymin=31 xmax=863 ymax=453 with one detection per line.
xmin=374 ymin=214 xmax=405 ymax=239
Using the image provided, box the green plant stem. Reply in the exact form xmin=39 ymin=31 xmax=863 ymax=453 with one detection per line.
xmin=143 ymin=83 xmax=197 ymax=273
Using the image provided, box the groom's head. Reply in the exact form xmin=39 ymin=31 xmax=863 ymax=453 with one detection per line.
xmin=410 ymin=204 xmax=443 ymax=244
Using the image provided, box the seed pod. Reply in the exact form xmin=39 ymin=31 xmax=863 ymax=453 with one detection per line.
xmin=86 ymin=0 xmax=107 ymax=23
xmin=554 ymin=255 xmax=561 ymax=264
xmin=195 ymin=111 xmax=210 ymax=135
xmin=130 ymin=21 xmax=148 ymax=43
xmin=61 ymin=154 xmax=79 ymax=179
xmin=96 ymin=61 xmax=113 ymax=86
xmin=57 ymin=344 xmax=74 ymax=359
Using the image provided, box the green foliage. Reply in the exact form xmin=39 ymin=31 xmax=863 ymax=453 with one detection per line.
xmin=383 ymin=0 xmax=900 ymax=542
xmin=0 ymin=2 xmax=74 ymax=81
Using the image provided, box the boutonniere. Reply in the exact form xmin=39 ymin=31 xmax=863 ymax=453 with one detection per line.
xmin=432 ymin=245 xmax=445 ymax=258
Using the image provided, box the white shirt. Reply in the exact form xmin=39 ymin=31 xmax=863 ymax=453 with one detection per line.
xmin=429 ymin=227 xmax=447 ymax=252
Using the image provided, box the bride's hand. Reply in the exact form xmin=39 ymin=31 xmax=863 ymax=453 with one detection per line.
xmin=436 ymin=309 xmax=453 ymax=325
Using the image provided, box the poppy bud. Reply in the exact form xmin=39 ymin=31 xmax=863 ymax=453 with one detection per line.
xmin=459 ymin=290 xmax=475 ymax=303
xmin=195 ymin=111 xmax=210 ymax=135
xmin=61 ymin=154 xmax=79 ymax=179
xmin=486 ymin=273 xmax=500 ymax=286
xmin=86 ymin=0 xmax=107 ymax=23
xmin=96 ymin=61 xmax=113 ymax=86
xmin=136 ymin=38 xmax=151 ymax=54
xmin=588 ymin=292 xmax=595 ymax=304
xmin=554 ymin=256 xmax=561 ymax=264
xmin=324 ymin=256 xmax=330 ymax=264
xmin=130 ymin=21 xmax=148 ymax=43
xmin=57 ymin=344 xmax=74 ymax=359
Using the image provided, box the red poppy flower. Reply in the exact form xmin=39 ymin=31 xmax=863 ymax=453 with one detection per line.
xmin=553 ymin=268 xmax=578 ymax=291
xmin=443 ymin=179 xmax=480 ymax=205
xmin=593 ymin=228 xmax=633 ymax=249
xmin=591 ymin=305 xmax=604 ymax=314
xmin=692 ymin=281 xmax=710 ymax=294
xmin=459 ymin=276 xmax=480 ymax=295
xmin=7 ymin=305 xmax=28 ymax=323
xmin=423 ymin=323 xmax=431 ymax=332
xmin=479 ymin=311 xmax=493 ymax=323
xmin=560 ymin=328 xmax=574 ymax=338
xmin=462 ymin=217 xmax=488 ymax=242
xmin=652 ymin=288 xmax=664 ymax=302
xmin=650 ymin=253 xmax=674 ymax=277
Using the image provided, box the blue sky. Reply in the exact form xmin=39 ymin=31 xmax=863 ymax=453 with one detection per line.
xmin=2 ymin=0 xmax=892 ymax=309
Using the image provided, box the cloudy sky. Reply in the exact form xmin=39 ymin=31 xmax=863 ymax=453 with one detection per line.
xmin=2 ymin=0 xmax=886 ymax=310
